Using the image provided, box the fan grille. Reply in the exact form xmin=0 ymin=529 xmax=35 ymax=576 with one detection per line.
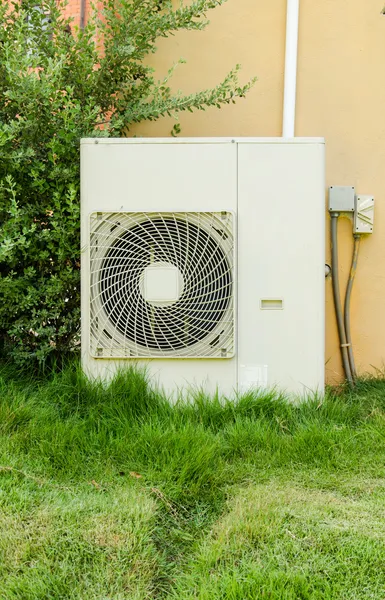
xmin=89 ymin=212 xmax=234 ymax=358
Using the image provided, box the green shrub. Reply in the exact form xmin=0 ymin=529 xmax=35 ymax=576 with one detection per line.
xmin=0 ymin=0 xmax=255 ymax=368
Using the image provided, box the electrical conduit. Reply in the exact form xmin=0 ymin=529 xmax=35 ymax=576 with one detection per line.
xmin=344 ymin=235 xmax=361 ymax=380
xmin=330 ymin=213 xmax=354 ymax=386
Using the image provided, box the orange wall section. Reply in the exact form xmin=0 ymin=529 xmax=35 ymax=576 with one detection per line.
xmin=63 ymin=0 xmax=82 ymax=23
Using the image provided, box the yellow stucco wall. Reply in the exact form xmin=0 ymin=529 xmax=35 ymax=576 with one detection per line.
xmin=132 ymin=0 xmax=385 ymax=383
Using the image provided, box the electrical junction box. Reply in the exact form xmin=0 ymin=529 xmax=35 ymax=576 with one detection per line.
xmin=354 ymin=195 xmax=374 ymax=234
xmin=329 ymin=186 xmax=355 ymax=212
xmin=81 ymin=138 xmax=325 ymax=399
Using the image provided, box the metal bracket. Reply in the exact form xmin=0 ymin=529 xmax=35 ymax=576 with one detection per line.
xmin=354 ymin=195 xmax=374 ymax=234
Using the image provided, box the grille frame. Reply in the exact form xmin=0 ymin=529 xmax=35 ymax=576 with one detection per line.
xmin=89 ymin=211 xmax=235 ymax=359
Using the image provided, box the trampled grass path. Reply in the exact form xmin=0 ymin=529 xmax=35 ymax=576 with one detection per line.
xmin=1 ymin=363 xmax=385 ymax=598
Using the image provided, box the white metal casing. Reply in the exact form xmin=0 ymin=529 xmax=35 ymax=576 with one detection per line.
xmin=81 ymin=138 xmax=325 ymax=398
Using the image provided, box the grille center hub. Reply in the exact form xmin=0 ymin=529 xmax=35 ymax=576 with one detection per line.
xmin=139 ymin=262 xmax=184 ymax=307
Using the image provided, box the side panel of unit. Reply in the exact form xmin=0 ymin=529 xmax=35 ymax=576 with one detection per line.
xmin=81 ymin=141 xmax=238 ymax=399
xmin=237 ymin=142 xmax=325 ymax=395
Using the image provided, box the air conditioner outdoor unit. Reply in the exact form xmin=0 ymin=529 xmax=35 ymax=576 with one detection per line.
xmin=81 ymin=138 xmax=325 ymax=398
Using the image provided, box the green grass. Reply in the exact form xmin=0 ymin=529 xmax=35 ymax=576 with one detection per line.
xmin=1 ymin=364 xmax=385 ymax=598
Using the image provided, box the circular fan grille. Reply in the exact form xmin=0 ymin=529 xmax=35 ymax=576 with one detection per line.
xmin=90 ymin=213 xmax=234 ymax=357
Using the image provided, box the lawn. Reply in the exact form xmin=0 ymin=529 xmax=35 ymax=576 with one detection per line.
xmin=1 ymin=363 xmax=385 ymax=599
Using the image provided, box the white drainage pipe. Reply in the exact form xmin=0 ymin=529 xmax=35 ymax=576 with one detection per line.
xmin=282 ymin=0 xmax=300 ymax=137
